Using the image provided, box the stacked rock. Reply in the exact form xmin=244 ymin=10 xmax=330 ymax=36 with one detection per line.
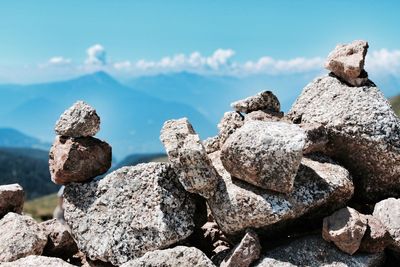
xmin=49 ymin=101 xmax=112 ymax=184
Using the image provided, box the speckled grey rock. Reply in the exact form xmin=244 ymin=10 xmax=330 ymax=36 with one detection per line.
xmin=322 ymin=207 xmax=368 ymax=255
xmin=160 ymin=118 xmax=219 ymax=199
xmin=1 ymin=255 xmax=76 ymax=267
xmin=254 ymin=235 xmax=385 ymax=267
xmin=231 ymin=91 xmax=280 ymax=114
xmin=49 ymin=136 xmax=112 ymax=185
xmin=63 ymin=162 xmax=196 ymax=265
xmin=203 ymin=136 xmax=220 ymax=154
xmin=40 ymin=219 xmax=78 ymax=259
xmin=221 ymin=121 xmax=306 ymax=193
xmin=373 ymin=198 xmax=400 ymax=252
xmin=217 ymin=111 xmax=244 ymax=146
xmin=0 ymin=213 xmax=47 ymax=262
xmin=325 ymin=40 xmax=369 ymax=86
xmin=207 ymin=152 xmax=353 ymax=236
xmin=288 ymin=75 xmax=400 ymax=201
xmin=220 ymin=229 xmax=261 ymax=267
xmin=55 ymin=101 xmax=100 ymax=137
xmin=120 ymin=246 xmax=216 ymax=267
xmin=0 ymin=183 xmax=24 ymax=218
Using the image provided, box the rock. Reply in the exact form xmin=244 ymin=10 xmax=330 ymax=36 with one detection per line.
xmin=231 ymin=91 xmax=281 ymax=114
xmin=55 ymin=101 xmax=100 ymax=137
xmin=299 ymin=123 xmax=329 ymax=154
xmin=63 ymin=163 xmax=196 ymax=265
xmin=40 ymin=219 xmax=78 ymax=259
xmin=325 ymin=40 xmax=369 ymax=86
xmin=217 ymin=111 xmax=244 ymax=146
xmin=244 ymin=110 xmax=283 ymax=123
xmin=359 ymin=215 xmax=392 ymax=253
xmin=207 ymin=152 xmax=353 ymax=237
xmin=160 ymin=118 xmax=219 ymax=198
xmin=288 ymin=75 xmax=400 ymax=201
xmin=203 ymin=136 xmax=220 ymax=154
xmin=49 ymin=136 xmax=112 ymax=185
xmin=0 ymin=183 xmax=24 ymax=218
xmin=254 ymin=235 xmax=385 ymax=267
xmin=322 ymin=207 xmax=368 ymax=255
xmin=373 ymin=198 xmax=400 ymax=252
xmin=0 ymin=213 xmax=47 ymax=262
xmin=119 ymin=246 xmax=216 ymax=267
xmin=1 ymin=255 xmax=76 ymax=267
xmin=221 ymin=121 xmax=306 ymax=193
xmin=220 ymin=229 xmax=261 ymax=267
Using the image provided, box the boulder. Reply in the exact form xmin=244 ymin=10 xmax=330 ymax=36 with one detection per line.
xmin=217 ymin=111 xmax=244 ymax=146
xmin=0 ymin=183 xmax=24 ymax=218
xmin=207 ymin=152 xmax=353 ymax=237
xmin=322 ymin=207 xmax=368 ymax=255
xmin=325 ymin=40 xmax=369 ymax=86
xmin=298 ymin=123 xmax=329 ymax=154
xmin=231 ymin=91 xmax=280 ymax=114
xmin=160 ymin=118 xmax=219 ymax=198
xmin=221 ymin=121 xmax=306 ymax=193
xmin=220 ymin=229 xmax=261 ymax=267
xmin=0 ymin=213 xmax=47 ymax=262
xmin=49 ymin=136 xmax=112 ymax=184
xmin=244 ymin=110 xmax=283 ymax=123
xmin=254 ymin=235 xmax=385 ymax=267
xmin=288 ymin=75 xmax=400 ymax=201
xmin=373 ymin=198 xmax=400 ymax=252
xmin=359 ymin=215 xmax=392 ymax=253
xmin=1 ymin=255 xmax=75 ymax=267
xmin=55 ymin=100 xmax=100 ymax=137
xmin=63 ymin=163 xmax=196 ymax=265
xmin=40 ymin=219 xmax=78 ymax=259
xmin=120 ymin=246 xmax=216 ymax=267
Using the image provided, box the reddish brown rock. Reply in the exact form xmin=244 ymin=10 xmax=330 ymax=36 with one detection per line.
xmin=0 ymin=183 xmax=24 ymax=218
xmin=49 ymin=136 xmax=112 ymax=185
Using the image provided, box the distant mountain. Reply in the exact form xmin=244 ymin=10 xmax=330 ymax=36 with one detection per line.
xmin=0 ymin=147 xmax=58 ymax=199
xmin=0 ymin=128 xmax=51 ymax=150
xmin=0 ymin=71 xmax=214 ymax=158
xmin=390 ymin=95 xmax=400 ymax=116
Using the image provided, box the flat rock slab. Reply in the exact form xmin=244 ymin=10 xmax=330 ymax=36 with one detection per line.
xmin=63 ymin=162 xmax=196 ymax=265
xmin=49 ymin=136 xmax=112 ymax=184
xmin=120 ymin=246 xmax=216 ymax=267
xmin=221 ymin=121 xmax=305 ymax=193
xmin=0 ymin=213 xmax=47 ymax=262
xmin=207 ymin=152 xmax=353 ymax=236
xmin=254 ymin=235 xmax=385 ymax=267
xmin=0 ymin=183 xmax=24 ymax=218
xmin=1 ymin=255 xmax=75 ymax=267
xmin=231 ymin=91 xmax=280 ymax=114
xmin=55 ymin=100 xmax=100 ymax=137
xmin=288 ymin=75 xmax=400 ymax=201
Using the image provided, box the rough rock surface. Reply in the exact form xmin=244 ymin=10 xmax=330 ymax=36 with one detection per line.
xmin=359 ymin=215 xmax=392 ymax=253
xmin=288 ymin=75 xmax=400 ymax=201
xmin=254 ymin=235 xmax=385 ymax=267
xmin=40 ymin=219 xmax=78 ymax=259
xmin=221 ymin=121 xmax=306 ymax=193
xmin=322 ymin=207 xmax=368 ymax=255
xmin=0 ymin=183 xmax=24 ymax=218
xmin=325 ymin=40 xmax=369 ymax=86
xmin=244 ymin=110 xmax=283 ymax=123
xmin=373 ymin=198 xmax=400 ymax=251
xmin=207 ymin=151 xmax=353 ymax=236
xmin=220 ymin=230 xmax=261 ymax=267
xmin=203 ymin=136 xmax=220 ymax=154
xmin=160 ymin=118 xmax=219 ymax=198
xmin=55 ymin=100 xmax=100 ymax=137
xmin=120 ymin=246 xmax=216 ymax=267
xmin=217 ymin=111 xmax=244 ymax=146
xmin=1 ymin=255 xmax=76 ymax=267
xmin=231 ymin=91 xmax=280 ymax=114
xmin=0 ymin=213 xmax=47 ymax=262
xmin=63 ymin=162 xmax=196 ymax=265
xmin=49 ymin=136 xmax=112 ymax=184
xmin=299 ymin=123 xmax=329 ymax=154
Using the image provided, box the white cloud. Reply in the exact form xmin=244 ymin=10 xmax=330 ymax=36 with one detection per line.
xmin=243 ymin=56 xmax=323 ymax=74
xmin=48 ymin=56 xmax=71 ymax=65
xmin=85 ymin=44 xmax=107 ymax=65
xmin=113 ymin=61 xmax=132 ymax=70
xmin=366 ymin=49 xmax=400 ymax=75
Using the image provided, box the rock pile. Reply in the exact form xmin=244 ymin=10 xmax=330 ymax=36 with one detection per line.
xmin=0 ymin=39 xmax=399 ymax=266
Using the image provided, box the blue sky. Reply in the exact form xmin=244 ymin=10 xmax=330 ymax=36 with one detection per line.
xmin=1 ymin=0 xmax=400 ymax=83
